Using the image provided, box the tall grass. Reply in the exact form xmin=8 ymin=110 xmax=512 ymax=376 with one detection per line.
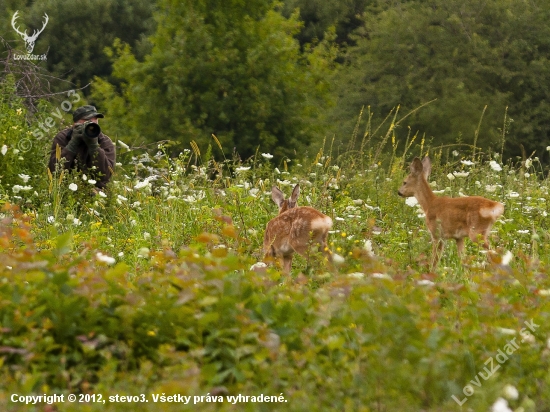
xmin=1 ymin=100 xmax=550 ymax=411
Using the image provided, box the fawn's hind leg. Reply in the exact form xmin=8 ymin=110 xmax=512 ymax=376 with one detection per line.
xmin=281 ymin=255 xmax=294 ymax=274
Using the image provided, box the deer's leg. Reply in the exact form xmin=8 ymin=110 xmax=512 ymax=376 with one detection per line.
xmin=469 ymin=230 xmax=492 ymax=252
xmin=456 ymin=237 xmax=465 ymax=256
xmin=431 ymin=238 xmax=444 ymax=269
xmin=282 ymin=254 xmax=293 ymax=274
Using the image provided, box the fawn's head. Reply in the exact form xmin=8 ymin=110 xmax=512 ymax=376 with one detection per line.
xmin=271 ymin=184 xmax=300 ymax=214
xmin=398 ymin=157 xmax=432 ymax=197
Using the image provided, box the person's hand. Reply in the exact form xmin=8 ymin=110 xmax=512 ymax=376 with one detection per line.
xmin=66 ymin=125 xmax=85 ymax=153
xmin=80 ymin=122 xmax=100 ymax=152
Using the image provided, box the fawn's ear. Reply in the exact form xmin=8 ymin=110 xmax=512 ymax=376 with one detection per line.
xmin=410 ymin=157 xmax=424 ymax=176
xmin=421 ymin=157 xmax=432 ymax=179
xmin=271 ymin=186 xmax=286 ymax=208
xmin=288 ymin=184 xmax=300 ymax=208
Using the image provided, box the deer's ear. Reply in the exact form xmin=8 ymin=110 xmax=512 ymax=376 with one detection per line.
xmin=289 ymin=184 xmax=300 ymax=208
xmin=410 ymin=157 xmax=424 ymax=175
xmin=421 ymin=157 xmax=432 ymax=179
xmin=271 ymin=186 xmax=285 ymax=207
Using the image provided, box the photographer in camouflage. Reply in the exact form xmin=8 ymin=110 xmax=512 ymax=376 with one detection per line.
xmin=48 ymin=105 xmax=116 ymax=191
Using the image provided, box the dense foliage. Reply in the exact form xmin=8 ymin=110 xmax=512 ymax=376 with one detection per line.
xmin=329 ymin=0 xmax=550 ymax=162
xmin=1 ymin=87 xmax=550 ymax=411
xmin=2 ymin=1 xmax=550 ymax=410
xmin=4 ymin=0 xmax=550 ymax=162
xmin=90 ymin=0 xmax=336 ymax=160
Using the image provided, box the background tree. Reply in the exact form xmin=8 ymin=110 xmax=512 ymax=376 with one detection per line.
xmin=91 ymin=0 xmax=337 ymax=159
xmin=281 ymin=0 xmax=371 ymax=47
xmin=0 ymin=0 xmax=156 ymax=92
xmin=328 ymin=0 xmax=550 ymax=161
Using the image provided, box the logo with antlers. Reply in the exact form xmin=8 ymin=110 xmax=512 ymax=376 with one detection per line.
xmin=11 ymin=11 xmax=49 ymax=54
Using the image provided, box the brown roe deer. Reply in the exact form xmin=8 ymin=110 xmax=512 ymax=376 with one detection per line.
xmin=263 ymin=184 xmax=333 ymax=274
xmin=398 ymin=157 xmax=504 ymax=268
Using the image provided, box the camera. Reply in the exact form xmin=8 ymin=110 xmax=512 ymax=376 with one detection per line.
xmin=83 ymin=121 xmax=101 ymax=138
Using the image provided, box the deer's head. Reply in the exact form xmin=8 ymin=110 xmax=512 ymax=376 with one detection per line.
xmin=271 ymin=184 xmax=300 ymax=214
xmin=11 ymin=11 xmax=49 ymax=54
xmin=398 ymin=157 xmax=432 ymax=197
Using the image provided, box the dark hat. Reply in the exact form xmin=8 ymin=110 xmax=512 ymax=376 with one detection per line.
xmin=73 ymin=105 xmax=104 ymax=122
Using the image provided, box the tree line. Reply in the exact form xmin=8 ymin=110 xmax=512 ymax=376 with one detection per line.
xmin=1 ymin=0 xmax=549 ymax=163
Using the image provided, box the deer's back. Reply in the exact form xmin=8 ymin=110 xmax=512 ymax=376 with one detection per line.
xmin=264 ymin=207 xmax=332 ymax=252
xmin=427 ymin=195 xmax=504 ymax=238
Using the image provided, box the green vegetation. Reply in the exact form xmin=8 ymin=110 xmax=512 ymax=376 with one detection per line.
xmin=2 ymin=0 xmax=550 ymax=410
xmin=1 ymin=83 xmax=550 ymax=411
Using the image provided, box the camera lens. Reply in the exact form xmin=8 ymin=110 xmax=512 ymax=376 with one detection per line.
xmin=84 ymin=122 xmax=101 ymax=138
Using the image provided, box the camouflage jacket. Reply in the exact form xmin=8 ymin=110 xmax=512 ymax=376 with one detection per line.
xmin=48 ymin=127 xmax=116 ymax=189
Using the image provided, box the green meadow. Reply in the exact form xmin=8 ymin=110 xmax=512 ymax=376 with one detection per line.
xmin=1 ymin=88 xmax=550 ymax=412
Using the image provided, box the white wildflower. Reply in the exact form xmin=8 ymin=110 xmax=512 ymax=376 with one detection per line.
xmin=235 ymin=166 xmax=251 ymax=172
xmin=371 ymin=273 xmax=392 ymax=280
xmin=1 ymin=145 xmax=7 ymax=156
xmin=490 ymin=161 xmax=502 ymax=172
xmin=12 ymin=185 xmax=23 ymax=194
xmin=525 ymin=158 xmax=532 ymax=168
xmin=137 ymin=247 xmax=150 ymax=258
xmin=332 ymin=253 xmax=345 ymax=265
xmin=73 ymin=218 xmax=81 ymax=226
xmin=18 ymin=174 xmax=30 ymax=183
xmin=486 ymin=185 xmax=497 ymax=193
xmin=490 ymin=397 xmax=512 ymax=412
xmin=502 ymin=384 xmax=519 ymax=400
xmin=417 ymin=279 xmax=435 ymax=286
xmin=453 ymin=171 xmax=469 ymax=178
xmin=68 ymin=183 xmax=78 ymax=191
xmin=276 ymin=179 xmax=292 ymax=186
xmin=452 ymin=150 xmax=459 ymax=157
xmin=82 ymin=174 xmax=87 ymax=181
xmin=405 ymin=197 xmax=419 ymax=207
xmin=460 ymin=160 xmax=475 ymax=166
xmin=98 ymin=190 xmax=107 ymax=198
xmin=87 ymin=179 xmax=97 ymax=185
xmin=348 ymin=272 xmax=365 ymax=279
xmin=364 ymin=240 xmax=375 ymax=257
xmin=47 ymin=216 xmax=55 ymax=224
xmin=261 ymin=153 xmax=273 ymax=159
xmin=250 ymin=262 xmax=267 ymax=271
xmin=501 ymin=250 xmax=513 ymax=266
xmin=517 ymin=229 xmax=529 ymax=234
xmin=143 ymin=232 xmax=151 ymax=240
xmin=117 ymin=195 xmax=128 ymax=202
xmin=447 ymin=173 xmax=455 ymax=180
xmin=134 ymin=180 xmax=150 ymax=190
xmin=507 ymin=191 xmax=520 ymax=198
xmin=537 ymin=289 xmax=550 ymax=296
xmin=118 ymin=252 xmax=124 ymax=257
xmin=96 ymin=252 xmax=116 ymax=265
